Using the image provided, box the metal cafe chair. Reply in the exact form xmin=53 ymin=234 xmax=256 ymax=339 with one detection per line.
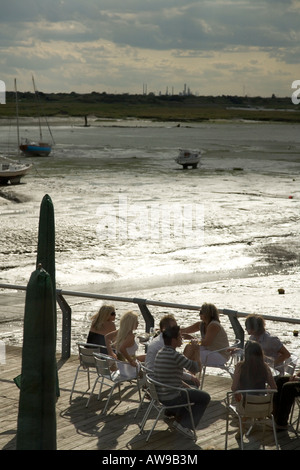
xmin=134 ymin=362 xmax=154 ymax=419
xmin=225 ymin=389 xmax=279 ymax=450
xmin=70 ymin=342 xmax=105 ymax=403
xmin=139 ymin=374 xmax=196 ymax=442
xmin=86 ymin=353 xmax=141 ymax=413
xmin=200 ymin=339 xmax=241 ymax=390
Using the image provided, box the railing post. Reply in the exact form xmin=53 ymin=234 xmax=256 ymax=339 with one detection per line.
xmin=223 ymin=309 xmax=245 ymax=348
xmin=56 ymin=292 xmax=72 ymax=360
xmin=133 ymin=298 xmax=154 ymax=333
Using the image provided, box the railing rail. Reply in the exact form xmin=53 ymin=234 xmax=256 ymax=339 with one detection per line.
xmin=1 ymin=282 xmax=300 ymax=360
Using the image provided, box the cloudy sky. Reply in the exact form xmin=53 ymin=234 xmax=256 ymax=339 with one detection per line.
xmin=1 ymin=0 xmax=299 ymax=96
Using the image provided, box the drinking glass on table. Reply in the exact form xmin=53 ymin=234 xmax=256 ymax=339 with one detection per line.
xmin=149 ymin=327 xmax=156 ymax=340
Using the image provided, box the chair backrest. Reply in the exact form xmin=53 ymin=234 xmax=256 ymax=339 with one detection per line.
xmin=146 ymin=375 xmax=160 ymax=403
xmin=78 ymin=343 xmax=102 ymax=368
xmin=93 ymin=353 xmax=116 ymax=379
xmin=140 ymin=362 xmax=154 ymax=376
xmin=239 ymin=389 xmax=276 ymax=419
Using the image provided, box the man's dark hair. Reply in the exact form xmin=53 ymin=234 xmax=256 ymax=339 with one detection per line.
xmin=159 ymin=314 xmax=176 ymax=331
xmin=162 ymin=325 xmax=180 ymax=345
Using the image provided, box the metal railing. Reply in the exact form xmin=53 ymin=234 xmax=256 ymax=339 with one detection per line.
xmin=1 ymin=282 xmax=300 ymax=360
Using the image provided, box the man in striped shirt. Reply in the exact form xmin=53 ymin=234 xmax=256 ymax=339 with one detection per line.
xmin=154 ymin=325 xmax=210 ymax=438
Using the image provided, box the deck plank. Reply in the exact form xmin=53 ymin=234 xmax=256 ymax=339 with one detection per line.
xmin=0 ymin=346 xmax=299 ymax=451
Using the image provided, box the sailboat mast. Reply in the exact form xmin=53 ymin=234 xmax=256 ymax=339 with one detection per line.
xmin=32 ymin=75 xmax=43 ymax=141
xmin=14 ymin=78 xmax=20 ymax=154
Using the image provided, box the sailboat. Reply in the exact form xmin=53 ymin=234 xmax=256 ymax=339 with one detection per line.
xmin=19 ymin=76 xmax=54 ymax=157
xmin=0 ymin=79 xmax=32 ymax=185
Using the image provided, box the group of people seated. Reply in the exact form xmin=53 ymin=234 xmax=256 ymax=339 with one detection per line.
xmin=85 ymin=302 xmax=300 ymax=439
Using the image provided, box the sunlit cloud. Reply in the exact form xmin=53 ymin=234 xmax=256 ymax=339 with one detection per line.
xmin=0 ymin=0 xmax=299 ymax=96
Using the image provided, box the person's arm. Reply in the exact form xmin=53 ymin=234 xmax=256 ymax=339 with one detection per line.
xmin=180 ymin=321 xmax=200 ymax=338
xmin=266 ymin=365 xmax=277 ymax=389
xmin=231 ymin=362 xmax=242 ymax=392
xmin=201 ymin=322 xmax=220 ymax=347
xmin=119 ymin=333 xmax=136 ymax=366
xmin=105 ymin=330 xmax=118 ymax=359
xmin=176 ymin=344 xmax=201 ymax=375
xmin=275 ymin=345 xmax=290 ymax=366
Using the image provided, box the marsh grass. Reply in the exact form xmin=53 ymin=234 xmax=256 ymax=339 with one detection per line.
xmin=0 ymin=92 xmax=299 ymax=123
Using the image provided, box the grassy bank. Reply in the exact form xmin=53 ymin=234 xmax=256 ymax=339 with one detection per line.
xmin=0 ymin=92 xmax=299 ymax=123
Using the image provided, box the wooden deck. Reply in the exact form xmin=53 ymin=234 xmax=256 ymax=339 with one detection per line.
xmin=1 ymin=346 xmax=299 ymax=451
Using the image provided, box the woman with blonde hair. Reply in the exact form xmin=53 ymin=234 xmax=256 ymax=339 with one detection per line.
xmin=106 ymin=310 xmax=145 ymax=378
xmin=86 ymin=304 xmax=116 ymax=353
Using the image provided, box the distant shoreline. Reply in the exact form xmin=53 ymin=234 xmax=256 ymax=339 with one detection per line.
xmin=1 ymin=92 xmax=299 ymax=123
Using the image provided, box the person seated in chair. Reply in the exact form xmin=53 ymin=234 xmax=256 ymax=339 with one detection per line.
xmin=231 ymin=340 xmax=277 ymax=400
xmin=272 ymin=371 xmax=300 ymax=430
xmin=183 ymin=303 xmax=230 ymax=366
xmin=145 ymin=314 xmax=200 ymax=387
xmin=106 ymin=310 xmax=145 ymax=379
xmin=86 ymin=304 xmax=116 ymax=354
xmin=154 ymin=325 xmax=210 ymax=438
xmin=245 ymin=314 xmax=290 ymax=374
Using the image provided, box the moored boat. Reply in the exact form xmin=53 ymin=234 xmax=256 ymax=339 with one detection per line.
xmin=175 ymin=149 xmax=201 ymax=169
xmin=0 ymin=159 xmax=32 ymax=185
xmin=19 ymin=76 xmax=54 ymax=157
xmin=20 ymin=138 xmax=51 ymax=157
xmin=0 ymin=80 xmax=32 ymax=185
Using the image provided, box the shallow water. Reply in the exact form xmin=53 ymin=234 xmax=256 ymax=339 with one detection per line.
xmin=0 ymin=119 xmax=300 ymax=351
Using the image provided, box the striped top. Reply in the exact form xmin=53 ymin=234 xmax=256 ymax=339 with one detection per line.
xmin=154 ymin=346 xmax=200 ymax=400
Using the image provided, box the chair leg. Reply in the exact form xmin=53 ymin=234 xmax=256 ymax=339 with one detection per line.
xmin=225 ymin=411 xmax=229 ymax=450
xmin=87 ymin=369 xmax=90 ymax=390
xmin=271 ymin=415 xmax=279 ymax=450
xmin=102 ymin=384 xmax=117 ymax=414
xmin=238 ymin=417 xmax=244 ymax=450
xmin=134 ymin=391 xmax=147 ymax=418
xmin=97 ymin=379 xmax=104 ymax=401
xmin=70 ymin=367 xmax=80 ymax=402
xmin=146 ymin=408 xmax=165 ymax=442
xmin=290 ymin=399 xmax=300 ymax=432
xmin=86 ymin=376 xmax=100 ymax=407
xmin=139 ymin=400 xmax=154 ymax=432
xmin=200 ymin=366 xmax=206 ymax=390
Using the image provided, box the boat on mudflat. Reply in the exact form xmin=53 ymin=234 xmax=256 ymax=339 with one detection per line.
xmin=0 ymin=79 xmax=32 ymax=185
xmin=19 ymin=76 xmax=54 ymax=157
xmin=20 ymin=139 xmax=51 ymax=157
xmin=0 ymin=159 xmax=32 ymax=185
xmin=175 ymin=149 xmax=202 ymax=169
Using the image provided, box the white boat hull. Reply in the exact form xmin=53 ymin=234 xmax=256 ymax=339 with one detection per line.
xmin=175 ymin=149 xmax=201 ymax=169
xmin=0 ymin=161 xmax=32 ymax=185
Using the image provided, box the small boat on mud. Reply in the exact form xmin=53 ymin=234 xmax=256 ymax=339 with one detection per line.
xmin=0 ymin=159 xmax=32 ymax=185
xmin=19 ymin=138 xmax=51 ymax=157
xmin=0 ymin=79 xmax=32 ymax=185
xmin=175 ymin=149 xmax=201 ymax=169
xmin=19 ymin=76 xmax=54 ymax=157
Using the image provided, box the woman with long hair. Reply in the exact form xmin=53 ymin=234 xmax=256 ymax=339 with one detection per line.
xmin=86 ymin=304 xmax=116 ymax=353
xmin=231 ymin=340 xmax=277 ymax=395
xmin=105 ymin=310 xmax=145 ymax=378
xmin=184 ymin=303 xmax=230 ymax=366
